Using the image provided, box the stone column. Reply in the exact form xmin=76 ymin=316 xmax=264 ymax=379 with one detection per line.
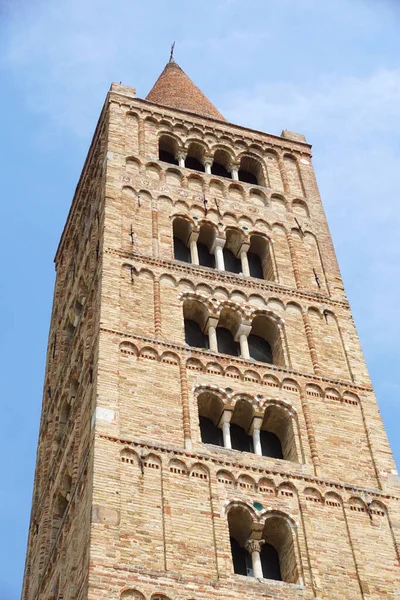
xmin=234 ymin=324 xmax=252 ymax=360
xmin=218 ymin=410 xmax=232 ymax=449
xmin=245 ymin=539 xmax=264 ymax=579
xmin=230 ymin=163 xmax=240 ymax=181
xmin=211 ymin=237 xmax=226 ymax=271
xmin=188 ymin=231 xmax=199 ymax=265
xmin=249 ymin=417 xmax=263 ymax=456
xmin=204 ymin=158 xmax=213 ymax=175
xmin=177 ymin=151 xmax=186 ymax=168
xmin=205 ymin=317 xmax=219 ymax=352
xmin=239 ymin=242 xmax=250 ymax=277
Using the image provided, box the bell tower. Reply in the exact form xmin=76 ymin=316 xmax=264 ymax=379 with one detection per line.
xmin=22 ymin=60 xmax=400 ymax=600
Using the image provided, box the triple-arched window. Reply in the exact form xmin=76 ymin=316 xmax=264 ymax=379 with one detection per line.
xmin=197 ymin=390 xmax=298 ymax=463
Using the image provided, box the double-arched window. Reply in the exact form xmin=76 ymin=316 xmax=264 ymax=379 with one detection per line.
xmin=227 ymin=506 xmax=298 ymax=583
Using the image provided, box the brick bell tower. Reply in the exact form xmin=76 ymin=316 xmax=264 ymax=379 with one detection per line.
xmin=22 ymin=58 xmax=400 ymax=600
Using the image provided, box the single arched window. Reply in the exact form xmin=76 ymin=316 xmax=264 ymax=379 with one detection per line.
xmin=223 ymin=247 xmax=241 ymax=274
xmin=260 ymin=430 xmax=283 ymax=459
xmin=247 ymin=252 xmax=263 ymax=279
xmin=261 ymin=516 xmax=298 ymax=583
xmin=211 ymin=149 xmax=232 ymax=179
xmin=173 ymin=218 xmax=191 ymax=263
xmin=248 ymin=333 xmax=273 ymax=364
xmin=198 ymin=243 xmax=215 ymax=268
xmin=247 ymin=235 xmax=273 ymax=281
xmin=174 ymin=237 xmax=190 ymax=263
xmin=159 ymin=135 xmax=179 ymax=165
xmin=184 ymin=319 xmax=208 ymax=349
xmin=228 ymin=506 xmax=253 ymax=577
xmin=238 ymin=156 xmax=265 ymax=186
xmin=199 ymin=416 xmax=223 ymax=446
xmin=185 ymin=142 xmax=205 ymax=172
xmin=197 ymin=224 xmax=216 ymax=268
xmin=216 ymin=327 xmax=239 ymax=356
xmin=260 ymin=542 xmax=282 ymax=580
xmin=230 ymin=423 xmax=253 ymax=452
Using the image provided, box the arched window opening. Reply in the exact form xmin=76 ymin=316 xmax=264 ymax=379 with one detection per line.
xmin=230 ymin=536 xmax=252 ymax=576
xmin=248 ymin=333 xmax=273 ymax=364
xmin=228 ymin=506 xmax=253 ymax=576
xmin=224 ymin=229 xmax=242 ymax=274
xmin=198 ymin=391 xmax=224 ymax=447
xmin=173 ymin=218 xmax=191 ymax=263
xmin=216 ymin=327 xmax=239 ymax=356
xmin=260 ymin=542 xmax=282 ymax=581
xmin=159 ymin=135 xmax=179 ymax=165
xmin=248 ymin=235 xmax=273 ymax=281
xmin=199 ymin=416 xmax=223 ymax=446
xmin=260 ymin=430 xmax=283 ymax=460
xmin=230 ymin=423 xmax=253 ymax=452
xmin=184 ymin=319 xmax=208 ymax=349
xmin=185 ymin=142 xmax=205 ymax=172
xmin=262 ymin=516 xmax=298 ymax=583
xmin=211 ymin=149 xmax=232 ymax=179
xmin=262 ymin=405 xmax=297 ymax=462
xmin=223 ymin=248 xmax=241 ymax=274
xmin=217 ymin=308 xmax=241 ymax=356
xmin=249 ymin=315 xmax=283 ymax=365
xmin=197 ymin=224 xmax=215 ymax=268
xmin=230 ymin=398 xmax=254 ymax=452
xmin=183 ymin=299 xmax=209 ymax=349
xmin=238 ymin=156 xmax=265 ymax=187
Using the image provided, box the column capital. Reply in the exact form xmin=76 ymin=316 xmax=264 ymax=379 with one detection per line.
xmin=204 ymin=315 xmax=219 ymax=332
xmin=234 ymin=323 xmax=252 ymax=341
xmin=211 ymin=236 xmax=226 ymax=253
xmin=239 ymin=241 xmax=251 ymax=255
xmin=218 ymin=409 xmax=233 ymax=426
xmin=245 ymin=538 xmax=265 ymax=554
xmin=188 ymin=230 xmax=199 ymax=243
xmin=249 ymin=416 xmax=263 ymax=435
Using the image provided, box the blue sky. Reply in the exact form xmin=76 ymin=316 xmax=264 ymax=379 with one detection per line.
xmin=1 ymin=0 xmax=400 ymax=597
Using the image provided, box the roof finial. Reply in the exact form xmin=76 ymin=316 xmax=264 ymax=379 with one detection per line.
xmin=169 ymin=41 xmax=175 ymax=63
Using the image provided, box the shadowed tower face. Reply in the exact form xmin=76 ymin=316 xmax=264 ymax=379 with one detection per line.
xmin=22 ymin=60 xmax=400 ymax=600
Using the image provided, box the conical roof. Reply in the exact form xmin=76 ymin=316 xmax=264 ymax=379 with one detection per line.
xmin=146 ymin=61 xmax=226 ymax=121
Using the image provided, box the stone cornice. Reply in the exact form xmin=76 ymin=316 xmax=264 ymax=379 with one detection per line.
xmin=106 ymin=247 xmax=351 ymax=311
xmin=98 ymin=433 xmax=400 ymax=502
xmin=100 ymin=326 xmax=373 ymax=393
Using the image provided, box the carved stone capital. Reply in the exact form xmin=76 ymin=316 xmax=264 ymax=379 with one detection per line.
xmin=245 ymin=538 xmax=264 ymax=554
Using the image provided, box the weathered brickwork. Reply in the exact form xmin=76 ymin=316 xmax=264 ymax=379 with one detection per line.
xmin=22 ymin=64 xmax=400 ymax=600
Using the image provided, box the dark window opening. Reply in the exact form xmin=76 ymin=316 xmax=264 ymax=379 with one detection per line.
xmin=230 ymin=536 xmax=252 ymax=576
xmin=159 ymin=149 xmax=178 ymax=165
xmin=211 ymin=162 xmax=231 ymax=179
xmin=230 ymin=423 xmax=253 ymax=452
xmin=198 ymin=242 xmax=215 ymax=268
xmin=184 ymin=319 xmax=208 ymax=349
xmin=260 ymin=542 xmax=282 ymax=581
xmin=248 ymin=334 xmax=273 ymax=364
xmin=260 ymin=430 xmax=283 ymax=459
xmin=185 ymin=156 xmax=205 ymax=172
xmin=248 ymin=252 xmax=264 ymax=279
xmin=216 ymin=327 xmax=239 ymax=356
xmin=199 ymin=416 xmax=223 ymax=446
xmin=223 ymin=248 xmax=242 ymax=274
xmin=173 ymin=236 xmax=191 ymax=263
xmin=238 ymin=169 xmax=258 ymax=185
